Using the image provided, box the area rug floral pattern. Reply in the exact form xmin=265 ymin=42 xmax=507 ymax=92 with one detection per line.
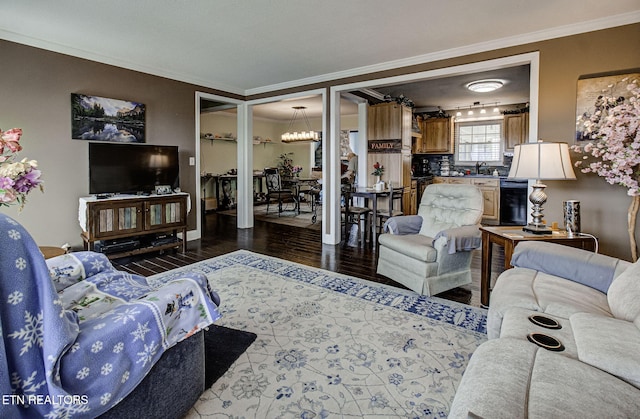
xmin=150 ymin=250 xmax=487 ymax=418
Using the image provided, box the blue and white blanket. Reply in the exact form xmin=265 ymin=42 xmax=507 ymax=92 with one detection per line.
xmin=0 ymin=213 xmax=221 ymax=418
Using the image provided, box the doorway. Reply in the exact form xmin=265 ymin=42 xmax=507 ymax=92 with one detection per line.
xmin=195 ymin=92 xmax=244 ymax=240
xmin=195 ymin=53 xmax=539 ymax=243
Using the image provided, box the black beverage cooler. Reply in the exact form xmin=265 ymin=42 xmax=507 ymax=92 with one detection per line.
xmin=500 ymin=179 xmax=528 ymax=225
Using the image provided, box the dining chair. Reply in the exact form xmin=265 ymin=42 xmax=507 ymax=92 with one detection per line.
xmin=376 ymin=187 xmax=404 ymax=233
xmin=264 ymin=167 xmax=295 ymax=216
xmin=341 ymin=185 xmax=371 ymax=246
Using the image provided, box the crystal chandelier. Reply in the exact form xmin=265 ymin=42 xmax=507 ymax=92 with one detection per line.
xmin=281 ymin=106 xmax=319 ymax=143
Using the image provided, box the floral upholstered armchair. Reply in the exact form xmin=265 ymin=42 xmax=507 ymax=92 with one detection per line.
xmin=0 ymin=213 xmax=221 ymax=418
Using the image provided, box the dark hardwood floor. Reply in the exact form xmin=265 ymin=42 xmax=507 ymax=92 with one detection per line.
xmin=113 ymin=212 xmax=505 ymax=308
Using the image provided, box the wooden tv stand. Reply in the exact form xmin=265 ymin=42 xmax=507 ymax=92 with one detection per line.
xmin=79 ymin=193 xmax=188 ymax=259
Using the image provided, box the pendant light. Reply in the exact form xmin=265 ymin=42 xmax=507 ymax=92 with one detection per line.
xmin=281 ymin=106 xmax=319 ymax=143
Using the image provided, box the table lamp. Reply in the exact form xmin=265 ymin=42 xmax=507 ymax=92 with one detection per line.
xmin=508 ymin=141 xmax=576 ymax=234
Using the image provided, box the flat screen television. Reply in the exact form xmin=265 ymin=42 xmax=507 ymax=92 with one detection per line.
xmin=89 ymin=143 xmax=179 ymax=195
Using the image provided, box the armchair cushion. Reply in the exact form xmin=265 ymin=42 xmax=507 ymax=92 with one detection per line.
xmin=511 ymin=241 xmax=630 ymax=293
xmin=417 ymin=184 xmax=484 ymax=238
xmin=433 ymin=224 xmax=482 ymax=254
xmin=382 ymin=215 xmax=423 ymax=235
xmin=377 ymin=233 xmax=437 ymax=262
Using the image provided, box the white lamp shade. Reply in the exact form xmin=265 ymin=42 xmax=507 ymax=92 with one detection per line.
xmin=508 ymin=142 xmax=576 ymax=180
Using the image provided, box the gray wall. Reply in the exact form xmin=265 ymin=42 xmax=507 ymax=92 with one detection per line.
xmin=2 ymin=23 xmax=640 ymax=260
xmin=251 ymin=23 xmax=640 ymax=261
xmin=0 ymin=40 xmax=236 ymax=248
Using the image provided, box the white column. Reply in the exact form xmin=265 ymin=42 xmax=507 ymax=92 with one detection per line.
xmin=324 ymin=88 xmax=341 ymax=245
xmin=357 ymin=102 xmax=368 ymax=186
xmin=236 ymin=103 xmax=254 ymax=228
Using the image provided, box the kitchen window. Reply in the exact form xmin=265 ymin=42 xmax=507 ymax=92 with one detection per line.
xmin=455 ymin=120 xmax=503 ymax=165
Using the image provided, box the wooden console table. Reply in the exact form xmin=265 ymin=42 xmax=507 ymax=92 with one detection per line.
xmin=79 ymin=193 xmax=188 ymax=259
xmin=480 ymin=226 xmax=597 ymax=307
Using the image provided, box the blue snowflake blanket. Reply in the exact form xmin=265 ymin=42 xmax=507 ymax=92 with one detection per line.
xmin=0 ymin=213 xmax=221 ymax=418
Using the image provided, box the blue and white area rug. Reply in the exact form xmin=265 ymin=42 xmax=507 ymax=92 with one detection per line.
xmin=150 ymin=250 xmax=488 ymax=418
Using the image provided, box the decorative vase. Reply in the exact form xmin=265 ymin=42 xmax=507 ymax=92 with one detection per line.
xmin=563 ymin=200 xmax=580 ymax=236
xmin=375 ymin=175 xmax=381 ymax=185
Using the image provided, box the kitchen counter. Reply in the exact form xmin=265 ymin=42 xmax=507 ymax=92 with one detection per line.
xmin=437 ymin=174 xmax=506 ymax=179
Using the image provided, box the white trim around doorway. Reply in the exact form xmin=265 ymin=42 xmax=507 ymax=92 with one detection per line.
xmin=193 ymin=92 xmax=245 ymax=241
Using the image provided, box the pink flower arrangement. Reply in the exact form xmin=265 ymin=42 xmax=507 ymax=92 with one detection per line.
xmin=0 ymin=128 xmax=43 ymax=208
xmin=571 ymin=78 xmax=640 ymax=196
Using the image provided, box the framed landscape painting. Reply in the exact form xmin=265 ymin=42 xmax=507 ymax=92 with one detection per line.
xmin=71 ymin=94 xmax=146 ymax=142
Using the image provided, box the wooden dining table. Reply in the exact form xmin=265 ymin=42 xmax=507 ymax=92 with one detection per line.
xmin=346 ymin=186 xmax=392 ymax=248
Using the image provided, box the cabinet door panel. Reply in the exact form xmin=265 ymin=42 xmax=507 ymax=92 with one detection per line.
xmin=504 ymin=113 xmax=529 ymax=151
xmin=480 ymin=188 xmax=498 ymax=219
xmin=422 ymin=118 xmax=452 ymax=153
xmin=145 ymin=198 xmax=186 ymax=231
xmin=90 ymin=202 xmax=144 ymax=239
xmin=368 ymin=102 xmax=411 ymax=143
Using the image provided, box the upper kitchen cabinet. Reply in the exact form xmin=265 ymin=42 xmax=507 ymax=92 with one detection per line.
xmin=415 ymin=116 xmax=453 ymax=154
xmin=504 ymin=112 xmax=529 ymax=151
xmin=367 ymin=102 xmax=412 ymax=150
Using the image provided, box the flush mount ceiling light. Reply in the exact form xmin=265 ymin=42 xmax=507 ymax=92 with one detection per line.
xmin=466 ymin=79 xmax=504 ymax=93
xmin=281 ymin=106 xmax=319 ymax=143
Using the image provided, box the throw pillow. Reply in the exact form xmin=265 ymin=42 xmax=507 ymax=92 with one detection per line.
xmin=607 ymin=260 xmax=640 ymax=322
xmin=510 ymin=242 xmax=625 ymax=293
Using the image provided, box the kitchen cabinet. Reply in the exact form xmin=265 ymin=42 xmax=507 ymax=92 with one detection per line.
xmin=504 ymin=112 xmax=529 ymax=151
xmin=367 ymin=102 xmax=412 ymax=150
xmin=402 ymin=153 xmax=413 ymax=188
xmin=412 ymin=115 xmax=424 ymax=154
xmin=471 ymin=178 xmax=500 ymax=224
xmin=432 ymin=177 xmax=500 ymax=224
xmin=404 ymin=180 xmax=418 ymax=215
xmin=416 ymin=117 xmax=453 ymax=154
xmin=367 ymin=103 xmax=413 ymax=186
xmin=367 ymin=103 xmax=417 ymax=213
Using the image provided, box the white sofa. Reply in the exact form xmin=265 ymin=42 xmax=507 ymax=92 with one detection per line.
xmin=449 ymin=241 xmax=640 ymax=418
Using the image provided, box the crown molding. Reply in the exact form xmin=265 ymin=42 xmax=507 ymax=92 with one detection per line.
xmin=245 ymin=11 xmax=640 ymax=96
xmin=0 ymin=29 xmax=245 ymax=96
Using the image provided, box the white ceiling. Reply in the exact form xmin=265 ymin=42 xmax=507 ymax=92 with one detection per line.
xmin=374 ymin=65 xmax=531 ymax=112
xmin=2 ymin=1 xmax=638 ymax=119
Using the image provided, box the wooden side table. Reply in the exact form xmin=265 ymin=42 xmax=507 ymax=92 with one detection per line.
xmin=480 ymin=226 xmax=597 ymax=307
xmin=39 ymin=246 xmax=66 ymax=259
